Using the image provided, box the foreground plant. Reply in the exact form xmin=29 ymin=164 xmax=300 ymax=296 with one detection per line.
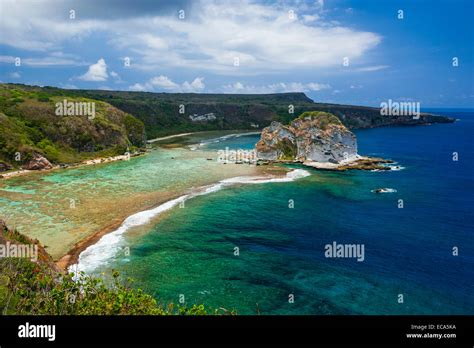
xmin=0 ymin=258 xmax=230 ymax=315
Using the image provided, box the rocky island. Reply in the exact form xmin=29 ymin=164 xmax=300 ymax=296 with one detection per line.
xmin=256 ymin=111 xmax=393 ymax=171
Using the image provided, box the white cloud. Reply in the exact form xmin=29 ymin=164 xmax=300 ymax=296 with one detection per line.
xmin=222 ymin=81 xmax=330 ymax=94
xmin=126 ymin=1 xmax=381 ymax=74
xmin=0 ymin=55 xmax=15 ymax=64
xmin=23 ymin=57 xmax=84 ymax=67
xmin=355 ymin=65 xmax=389 ymax=72
xmin=306 ymin=82 xmax=331 ymax=91
xmin=182 ymin=78 xmax=205 ymax=92
xmin=129 ymin=83 xmax=148 ymax=92
xmin=129 ymin=76 xmax=205 ymax=93
xmin=0 ymin=0 xmax=104 ymax=51
xmin=9 ymin=72 xmax=21 ymax=79
xmin=0 ymin=0 xmax=382 ymax=75
xmin=78 ymin=58 xmax=108 ymax=81
xmin=0 ymin=53 xmax=85 ymax=67
xmin=149 ymin=75 xmax=179 ymax=90
xmin=301 ymin=14 xmax=319 ymax=23
xmin=110 ymin=70 xmax=124 ymax=83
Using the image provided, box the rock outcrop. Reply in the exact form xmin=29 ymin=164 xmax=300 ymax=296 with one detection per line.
xmin=23 ymin=153 xmax=53 ymax=170
xmin=256 ymin=111 xmax=357 ymax=163
xmin=0 ymin=162 xmax=12 ymax=172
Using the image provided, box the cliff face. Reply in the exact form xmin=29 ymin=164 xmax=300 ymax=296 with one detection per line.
xmin=256 ymin=111 xmax=357 ymax=163
xmin=0 ymin=84 xmax=146 ymax=170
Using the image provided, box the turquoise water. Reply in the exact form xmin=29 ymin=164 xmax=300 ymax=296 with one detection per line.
xmin=88 ymin=111 xmax=474 ymax=314
xmin=0 ymin=137 xmax=263 ymax=258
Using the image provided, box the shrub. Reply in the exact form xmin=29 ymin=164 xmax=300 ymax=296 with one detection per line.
xmin=0 ymin=258 xmax=225 ymax=315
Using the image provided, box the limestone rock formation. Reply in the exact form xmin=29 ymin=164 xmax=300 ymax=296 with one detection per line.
xmin=256 ymin=111 xmax=357 ymax=163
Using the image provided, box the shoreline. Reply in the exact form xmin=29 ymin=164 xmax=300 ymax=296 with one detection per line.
xmin=58 ymin=166 xmax=303 ymax=273
xmin=55 ymin=189 xmax=182 ymax=271
xmin=59 ymin=154 xmax=396 ymax=272
xmin=147 ymin=132 xmax=194 ymax=143
xmin=259 ymin=155 xmax=394 ymax=171
xmin=1 ymin=130 xmax=262 ymax=181
xmin=147 ymin=129 xmax=261 ymax=144
xmin=302 ymin=156 xmax=394 ymax=171
xmin=0 ymin=152 xmax=145 ymax=181
xmin=56 ymin=219 xmax=123 ymax=271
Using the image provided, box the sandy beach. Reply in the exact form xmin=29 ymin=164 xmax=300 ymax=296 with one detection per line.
xmin=146 ymin=132 xmax=195 ymax=143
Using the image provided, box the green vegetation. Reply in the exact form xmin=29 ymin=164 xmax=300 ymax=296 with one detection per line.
xmin=275 ymin=138 xmax=297 ymax=160
xmin=296 ymin=111 xmax=343 ymax=128
xmin=58 ymin=85 xmax=454 ymax=137
xmin=0 ymin=260 xmax=217 ymax=315
xmin=0 ymin=221 xmax=232 ymax=315
xmin=0 ymin=83 xmax=453 ymax=170
xmin=0 ymin=84 xmax=145 ymax=170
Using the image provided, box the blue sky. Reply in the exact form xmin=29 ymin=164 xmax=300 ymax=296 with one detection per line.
xmin=0 ymin=0 xmax=472 ymax=107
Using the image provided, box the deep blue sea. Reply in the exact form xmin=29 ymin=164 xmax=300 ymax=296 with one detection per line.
xmin=99 ymin=110 xmax=474 ymax=314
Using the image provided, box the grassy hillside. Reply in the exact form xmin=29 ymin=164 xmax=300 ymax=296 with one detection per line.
xmin=0 ymin=84 xmax=145 ymax=170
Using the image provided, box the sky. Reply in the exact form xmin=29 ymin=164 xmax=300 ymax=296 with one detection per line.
xmin=0 ymin=0 xmax=473 ymax=108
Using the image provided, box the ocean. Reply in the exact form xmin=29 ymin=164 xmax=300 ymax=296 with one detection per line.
xmin=1 ymin=110 xmax=472 ymax=315
xmin=76 ymin=110 xmax=474 ymax=315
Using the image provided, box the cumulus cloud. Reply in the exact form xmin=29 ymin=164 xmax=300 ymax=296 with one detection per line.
xmin=126 ymin=1 xmax=381 ymax=74
xmin=128 ymin=83 xmax=148 ymax=92
xmin=78 ymin=58 xmax=108 ymax=81
xmin=222 ymin=81 xmax=331 ymax=94
xmin=149 ymin=75 xmax=179 ymax=90
xmin=129 ymin=76 xmax=205 ymax=93
xmin=0 ymin=0 xmax=382 ymax=75
xmin=182 ymin=77 xmax=205 ymax=92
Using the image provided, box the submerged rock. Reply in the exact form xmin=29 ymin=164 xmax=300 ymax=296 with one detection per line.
xmin=256 ymin=111 xmax=357 ymax=163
